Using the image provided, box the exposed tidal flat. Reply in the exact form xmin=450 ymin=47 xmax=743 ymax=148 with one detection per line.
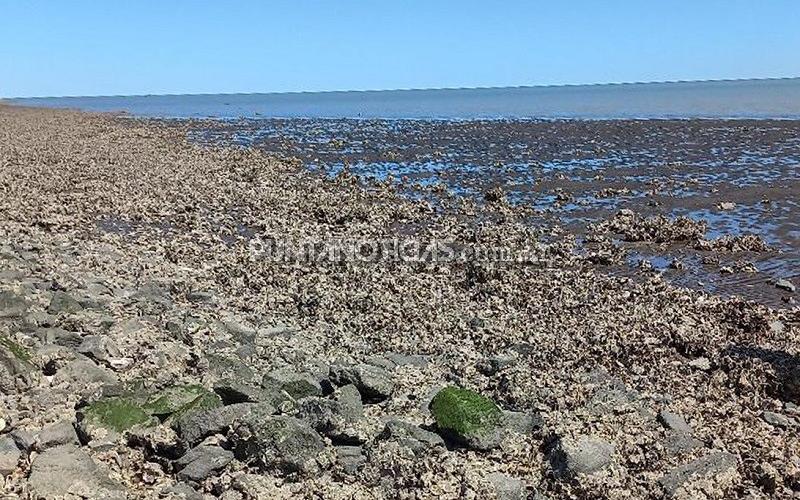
xmin=0 ymin=104 xmax=799 ymax=498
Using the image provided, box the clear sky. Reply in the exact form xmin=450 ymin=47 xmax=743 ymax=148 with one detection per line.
xmin=2 ymin=0 xmax=799 ymax=98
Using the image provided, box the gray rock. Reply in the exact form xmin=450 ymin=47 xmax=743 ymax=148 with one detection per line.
xmin=176 ymin=402 xmax=259 ymax=446
xmin=206 ymin=353 xmax=256 ymax=382
xmin=658 ymin=410 xmax=701 ymax=453
xmin=336 ymin=445 xmax=366 ymax=474
xmin=262 ymin=368 xmax=323 ymax=400
xmin=379 ymin=419 xmax=445 ymax=452
xmin=34 ymin=327 xmax=83 ymax=348
xmin=386 ymin=352 xmax=428 ymax=367
xmin=486 ymin=472 xmax=526 ymax=500
xmin=502 ymin=410 xmax=543 ymax=435
xmin=296 ymin=385 xmax=364 ymax=444
xmin=214 ymin=380 xmax=285 ymax=407
xmin=330 ymin=363 xmax=394 ymax=402
xmin=175 ymin=444 xmax=234 ymax=482
xmin=10 ymin=429 xmax=35 ymax=452
xmin=762 ymin=410 xmax=799 ymax=429
xmin=54 ymin=358 xmax=119 ymax=388
xmin=658 ymin=411 xmax=692 ymax=434
xmin=550 ymin=435 xmax=615 ymax=477
xmin=47 ymin=291 xmax=84 ymax=315
xmin=35 ymin=420 xmax=79 ymax=450
xmin=776 ymin=279 xmax=796 ymax=293
xmin=77 ymin=335 xmax=121 ymax=365
xmin=230 ymin=410 xmax=324 ymax=475
xmin=27 ymin=444 xmax=127 ymax=499
xmin=0 ymin=436 xmax=21 ymax=476
xmin=659 ymin=452 xmax=738 ymax=497
xmin=0 ymin=290 xmax=28 ymax=318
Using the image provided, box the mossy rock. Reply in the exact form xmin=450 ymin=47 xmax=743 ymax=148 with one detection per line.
xmin=144 ymin=384 xmax=213 ymax=416
xmin=81 ymin=397 xmax=152 ymax=433
xmin=430 ymin=386 xmax=502 ymax=449
xmin=0 ymin=336 xmax=32 ymax=363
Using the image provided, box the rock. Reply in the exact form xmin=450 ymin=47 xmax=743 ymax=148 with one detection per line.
xmin=330 ymin=363 xmax=394 ymax=402
xmin=126 ymin=424 xmax=182 ymax=457
xmin=658 ymin=411 xmax=692 ymax=434
xmin=658 ymin=410 xmax=701 ymax=453
xmin=0 ymin=337 xmax=38 ymax=393
xmin=659 ymin=452 xmax=738 ymax=497
xmin=77 ymin=335 xmax=122 ymax=365
xmin=502 ymin=410 xmax=543 ymax=435
xmin=776 ymin=279 xmax=796 ymax=292
xmin=35 ymin=420 xmax=80 ymax=450
xmin=429 ymin=386 xmax=503 ymax=450
xmin=379 ymin=419 xmax=445 ymax=452
xmin=47 ymin=291 xmax=84 ymax=315
xmin=335 ymin=445 xmax=366 ymax=474
xmin=486 ymin=472 xmax=526 ymax=500
xmin=0 ymin=436 xmax=21 ymax=476
xmin=549 ymin=435 xmax=615 ymax=477
xmin=175 ymin=444 xmax=234 ymax=482
xmin=0 ymin=290 xmax=28 ymax=318
xmin=296 ymin=385 xmax=365 ymax=444
xmin=176 ymin=402 xmax=258 ymax=447
xmin=214 ymin=380 xmax=285 ymax=406
xmin=230 ymin=409 xmax=324 ymax=475
xmin=762 ymin=410 xmax=799 ymax=429
xmin=54 ymin=358 xmax=119 ymax=388
xmin=10 ymin=429 xmax=35 ymax=452
xmin=186 ymin=291 xmax=215 ymax=303
xmin=262 ymin=368 xmax=323 ymax=400
xmin=34 ymin=327 xmax=83 ymax=348
xmin=27 ymin=444 xmax=127 ymax=499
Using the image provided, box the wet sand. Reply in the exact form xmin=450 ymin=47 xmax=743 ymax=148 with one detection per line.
xmin=190 ymin=118 xmax=800 ymax=308
xmin=1 ymin=105 xmax=799 ymax=498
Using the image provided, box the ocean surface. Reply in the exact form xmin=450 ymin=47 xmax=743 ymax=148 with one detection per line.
xmin=7 ymin=78 xmax=800 ymax=120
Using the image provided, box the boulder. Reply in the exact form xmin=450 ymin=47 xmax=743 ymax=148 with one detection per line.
xmin=0 ymin=436 xmax=21 ymax=476
xmin=77 ymin=335 xmax=122 ymax=365
xmin=658 ymin=410 xmax=701 ymax=453
xmin=27 ymin=444 xmax=127 ymax=499
xmin=35 ymin=420 xmax=80 ymax=450
xmin=429 ymin=386 xmax=503 ymax=450
xmin=176 ymin=402 xmax=259 ymax=447
xmin=174 ymin=444 xmax=234 ymax=482
xmin=47 ymin=291 xmax=84 ymax=315
xmin=486 ymin=472 xmax=526 ymax=500
xmin=230 ymin=409 xmax=324 ymax=475
xmin=335 ymin=445 xmax=366 ymax=475
xmin=549 ymin=435 xmax=615 ymax=477
xmin=330 ymin=363 xmax=394 ymax=402
xmin=0 ymin=290 xmax=28 ymax=318
xmin=379 ymin=419 xmax=445 ymax=453
xmin=262 ymin=368 xmax=323 ymax=400
xmin=659 ymin=452 xmax=738 ymax=497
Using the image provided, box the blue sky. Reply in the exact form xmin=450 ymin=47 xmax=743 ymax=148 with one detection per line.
xmin=1 ymin=1 xmax=799 ymax=97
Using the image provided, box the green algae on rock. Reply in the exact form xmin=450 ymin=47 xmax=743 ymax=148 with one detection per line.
xmin=80 ymin=397 xmax=152 ymax=433
xmin=167 ymin=391 xmax=224 ymax=427
xmin=430 ymin=386 xmax=503 ymax=450
xmin=145 ymin=384 xmax=214 ymax=417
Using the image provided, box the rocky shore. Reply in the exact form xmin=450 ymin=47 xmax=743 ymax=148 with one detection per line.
xmin=1 ymin=104 xmax=798 ymax=498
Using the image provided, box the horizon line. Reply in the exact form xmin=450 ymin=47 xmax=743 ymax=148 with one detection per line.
xmin=4 ymin=76 xmax=800 ymax=100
